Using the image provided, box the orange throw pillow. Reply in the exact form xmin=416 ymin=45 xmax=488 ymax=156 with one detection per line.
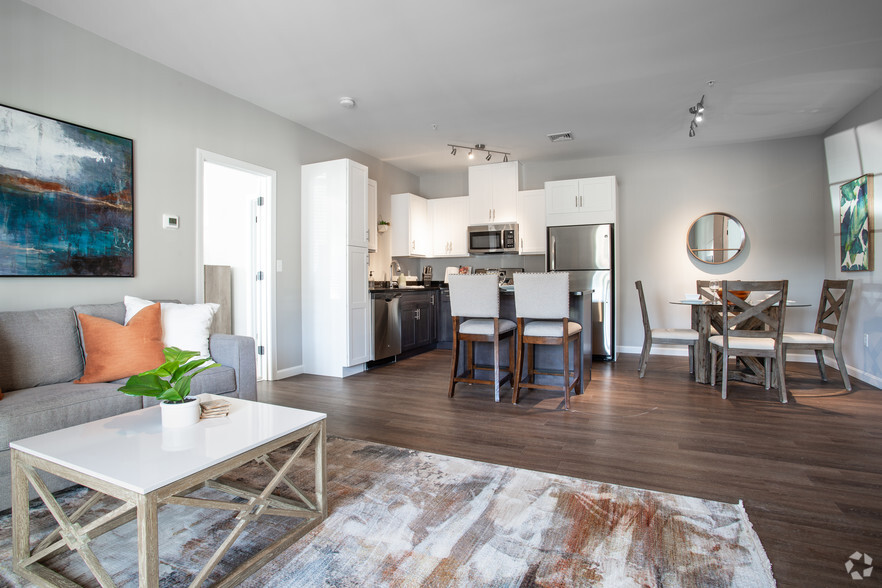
xmin=75 ymin=302 xmax=165 ymax=384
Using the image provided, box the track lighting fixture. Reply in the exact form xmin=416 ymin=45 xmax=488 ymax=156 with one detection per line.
xmin=687 ymin=95 xmax=706 ymax=137
xmin=447 ymin=143 xmax=512 ymax=163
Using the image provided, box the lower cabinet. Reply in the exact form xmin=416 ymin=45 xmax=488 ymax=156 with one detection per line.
xmin=400 ymin=291 xmax=437 ymax=352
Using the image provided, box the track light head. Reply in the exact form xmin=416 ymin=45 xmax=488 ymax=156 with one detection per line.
xmin=486 ymin=152 xmax=492 ymax=161
xmin=503 ymin=154 xmax=508 ymax=162
xmin=450 ymin=146 xmax=456 ymax=155
xmin=468 ymin=149 xmax=474 ymax=160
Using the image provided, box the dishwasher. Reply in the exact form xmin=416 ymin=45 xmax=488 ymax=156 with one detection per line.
xmin=372 ymin=291 xmax=402 ymax=361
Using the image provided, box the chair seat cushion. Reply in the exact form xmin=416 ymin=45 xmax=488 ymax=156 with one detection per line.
xmin=783 ymin=332 xmax=834 ymax=345
xmin=652 ymin=328 xmax=698 ymax=342
xmin=708 ymin=335 xmax=776 ymax=351
xmin=523 ymin=320 xmax=582 ymax=338
xmin=460 ymin=318 xmax=516 ymax=336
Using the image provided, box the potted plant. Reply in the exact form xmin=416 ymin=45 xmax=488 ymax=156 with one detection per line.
xmin=377 ymin=219 xmax=390 ymax=233
xmin=119 ymin=347 xmax=218 ymax=428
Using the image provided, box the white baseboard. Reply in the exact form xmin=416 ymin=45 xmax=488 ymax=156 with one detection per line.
xmin=272 ymin=365 xmax=304 ymax=381
xmin=615 ymin=346 xmax=880 ymax=389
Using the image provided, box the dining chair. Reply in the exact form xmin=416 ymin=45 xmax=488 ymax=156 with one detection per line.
xmin=511 ymin=272 xmax=583 ymax=409
xmin=709 ymin=280 xmax=789 ymax=402
xmin=635 ymin=281 xmax=699 ymax=378
xmin=447 ymin=274 xmax=517 ymax=402
xmin=783 ymin=279 xmax=853 ymax=391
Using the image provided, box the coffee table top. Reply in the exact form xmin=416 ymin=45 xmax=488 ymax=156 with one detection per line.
xmin=10 ymin=395 xmax=325 ymax=494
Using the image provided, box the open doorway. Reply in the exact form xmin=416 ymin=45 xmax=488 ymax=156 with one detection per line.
xmin=197 ymin=150 xmax=275 ymax=381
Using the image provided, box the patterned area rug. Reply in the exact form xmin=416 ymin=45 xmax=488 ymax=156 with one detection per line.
xmin=0 ymin=437 xmax=774 ymax=587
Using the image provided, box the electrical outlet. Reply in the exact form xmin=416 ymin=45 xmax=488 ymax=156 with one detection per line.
xmin=865 ymin=333 xmax=870 ymax=348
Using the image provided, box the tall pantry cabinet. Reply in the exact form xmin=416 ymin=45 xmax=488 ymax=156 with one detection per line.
xmin=302 ymin=159 xmax=372 ymax=377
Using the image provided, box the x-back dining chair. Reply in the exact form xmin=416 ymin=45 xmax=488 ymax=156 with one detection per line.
xmin=783 ymin=279 xmax=854 ymax=391
xmin=635 ymin=281 xmax=699 ymax=378
xmin=447 ymin=274 xmax=517 ymax=402
xmin=709 ymin=280 xmax=789 ymax=403
xmin=512 ymin=272 xmax=583 ymax=409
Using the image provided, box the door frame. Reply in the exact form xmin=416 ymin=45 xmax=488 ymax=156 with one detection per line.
xmin=196 ymin=148 xmax=277 ymax=380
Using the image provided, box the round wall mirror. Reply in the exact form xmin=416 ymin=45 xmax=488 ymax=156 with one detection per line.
xmin=687 ymin=213 xmax=746 ymax=264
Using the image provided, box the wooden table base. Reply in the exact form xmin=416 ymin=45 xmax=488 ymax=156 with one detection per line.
xmin=12 ymin=420 xmax=327 ymax=588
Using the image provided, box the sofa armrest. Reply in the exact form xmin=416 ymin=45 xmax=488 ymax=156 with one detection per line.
xmin=208 ymin=334 xmax=257 ymax=401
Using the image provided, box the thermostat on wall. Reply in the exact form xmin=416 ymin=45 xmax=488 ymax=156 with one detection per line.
xmin=163 ymin=214 xmax=180 ymax=229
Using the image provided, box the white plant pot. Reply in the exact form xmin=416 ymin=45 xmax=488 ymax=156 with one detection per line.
xmin=160 ymin=397 xmax=201 ymax=428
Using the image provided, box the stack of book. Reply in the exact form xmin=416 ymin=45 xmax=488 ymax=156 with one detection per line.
xmin=200 ymin=398 xmax=231 ymax=419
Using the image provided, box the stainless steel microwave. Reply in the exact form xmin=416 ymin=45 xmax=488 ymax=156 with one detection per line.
xmin=467 ymin=223 xmax=519 ymax=254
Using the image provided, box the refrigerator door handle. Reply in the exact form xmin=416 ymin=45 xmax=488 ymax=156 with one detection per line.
xmin=550 ymin=236 xmax=556 ymax=271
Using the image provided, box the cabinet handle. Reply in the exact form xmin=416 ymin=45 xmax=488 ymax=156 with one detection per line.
xmin=415 ymin=308 xmax=420 ymax=320
xmin=520 ymin=237 xmax=523 ymax=250
xmin=489 ymin=208 xmax=492 ymax=221
xmin=575 ymin=195 xmax=578 ymax=208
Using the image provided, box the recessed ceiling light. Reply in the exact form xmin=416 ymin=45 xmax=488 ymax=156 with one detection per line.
xmin=339 ymin=97 xmax=357 ymax=109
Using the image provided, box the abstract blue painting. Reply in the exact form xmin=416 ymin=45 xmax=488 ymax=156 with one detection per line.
xmin=0 ymin=104 xmax=133 ymax=276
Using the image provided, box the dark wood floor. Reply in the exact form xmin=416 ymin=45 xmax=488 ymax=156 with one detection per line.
xmin=260 ymin=351 xmax=882 ymax=588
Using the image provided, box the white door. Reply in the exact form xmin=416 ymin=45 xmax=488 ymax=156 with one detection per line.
xmin=198 ymin=150 xmax=275 ymax=381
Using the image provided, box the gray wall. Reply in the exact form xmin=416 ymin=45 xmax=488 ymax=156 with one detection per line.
xmin=0 ymin=0 xmax=418 ymax=375
xmin=421 ymin=138 xmax=829 ymax=361
xmin=823 ymin=87 xmax=882 ymax=388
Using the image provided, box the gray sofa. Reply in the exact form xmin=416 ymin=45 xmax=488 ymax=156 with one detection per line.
xmin=0 ymin=301 xmax=257 ymax=512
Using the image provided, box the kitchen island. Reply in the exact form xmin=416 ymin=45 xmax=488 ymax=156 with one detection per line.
xmin=370 ymin=284 xmax=592 ymax=392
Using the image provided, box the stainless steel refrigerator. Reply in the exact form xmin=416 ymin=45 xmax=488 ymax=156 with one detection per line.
xmin=547 ymin=223 xmax=614 ymax=360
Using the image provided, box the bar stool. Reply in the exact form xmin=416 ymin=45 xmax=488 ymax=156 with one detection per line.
xmin=447 ymin=274 xmax=517 ymax=402
xmin=511 ymin=272 xmax=583 ymax=409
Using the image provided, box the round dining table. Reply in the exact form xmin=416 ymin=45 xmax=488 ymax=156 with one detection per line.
xmin=669 ymin=299 xmax=810 ymax=385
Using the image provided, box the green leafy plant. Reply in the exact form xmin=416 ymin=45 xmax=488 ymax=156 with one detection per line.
xmin=119 ymin=347 xmax=218 ymax=403
xmin=378 ymin=219 xmax=390 ymax=226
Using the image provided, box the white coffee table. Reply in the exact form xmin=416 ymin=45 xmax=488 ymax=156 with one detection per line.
xmin=10 ymin=394 xmax=327 ymax=588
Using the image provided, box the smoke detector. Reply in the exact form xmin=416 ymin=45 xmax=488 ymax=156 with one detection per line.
xmin=547 ymin=132 xmax=574 ymax=143
xmin=339 ymin=97 xmax=357 ymax=109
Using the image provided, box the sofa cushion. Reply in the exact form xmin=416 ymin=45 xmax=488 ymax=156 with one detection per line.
xmin=0 ymin=382 xmax=143 ymax=452
xmin=0 ymin=308 xmax=84 ymax=392
xmin=75 ymin=303 xmax=165 ymax=384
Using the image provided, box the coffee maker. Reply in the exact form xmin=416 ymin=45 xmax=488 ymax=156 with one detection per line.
xmin=422 ymin=265 xmax=433 ymax=285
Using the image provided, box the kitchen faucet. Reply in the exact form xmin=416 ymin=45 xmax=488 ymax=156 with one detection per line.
xmin=390 ymin=260 xmax=402 ymax=286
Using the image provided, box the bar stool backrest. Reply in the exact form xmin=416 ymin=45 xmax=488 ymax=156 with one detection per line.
xmin=514 ymin=272 xmax=570 ymax=319
xmin=448 ymin=274 xmax=501 ymax=319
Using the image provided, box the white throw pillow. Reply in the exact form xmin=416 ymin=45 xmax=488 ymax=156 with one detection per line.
xmin=124 ymin=296 xmax=219 ymax=359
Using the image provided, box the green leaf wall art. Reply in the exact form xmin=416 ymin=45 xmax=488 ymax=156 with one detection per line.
xmin=840 ymin=174 xmax=874 ymax=272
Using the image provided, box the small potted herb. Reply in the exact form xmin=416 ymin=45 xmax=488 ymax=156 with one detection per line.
xmin=119 ymin=347 xmax=218 ymax=427
xmin=377 ymin=219 xmax=390 ymax=233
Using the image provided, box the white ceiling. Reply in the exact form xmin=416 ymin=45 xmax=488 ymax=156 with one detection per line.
xmin=21 ymin=0 xmax=882 ymax=176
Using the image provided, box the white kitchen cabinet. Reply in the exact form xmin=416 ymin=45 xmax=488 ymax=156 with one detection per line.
xmin=390 ymin=193 xmax=429 ymax=257
xmin=468 ymin=161 xmax=521 ymax=224
xmin=368 ymin=179 xmax=378 ymax=252
xmin=347 ymin=162 xmax=370 ymax=247
xmin=545 ymin=176 xmax=617 ymax=226
xmin=348 ymin=246 xmax=371 ymax=364
xmin=301 ymin=158 xmax=371 ymax=377
xmin=517 ymin=189 xmax=546 ymax=254
xmin=429 ymin=196 xmax=469 ymax=257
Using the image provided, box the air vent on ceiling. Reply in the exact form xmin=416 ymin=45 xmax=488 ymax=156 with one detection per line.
xmin=547 ymin=132 xmax=574 ymax=143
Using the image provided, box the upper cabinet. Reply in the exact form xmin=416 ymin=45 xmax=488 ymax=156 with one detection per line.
xmin=468 ymin=161 xmax=521 ymax=224
xmin=390 ymin=193 xmax=430 ymax=257
xmin=368 ymin=179 xmax=378 ymax=252
xmin=429 ymin=196 xmax=469 ymax=257
xmin=342 ymin=160 xmax=370 ymax=247
xmin=516 ymin=189 xmax=546 ymax=254
xmin=545 ymin=176 xmax=617 ymax=226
